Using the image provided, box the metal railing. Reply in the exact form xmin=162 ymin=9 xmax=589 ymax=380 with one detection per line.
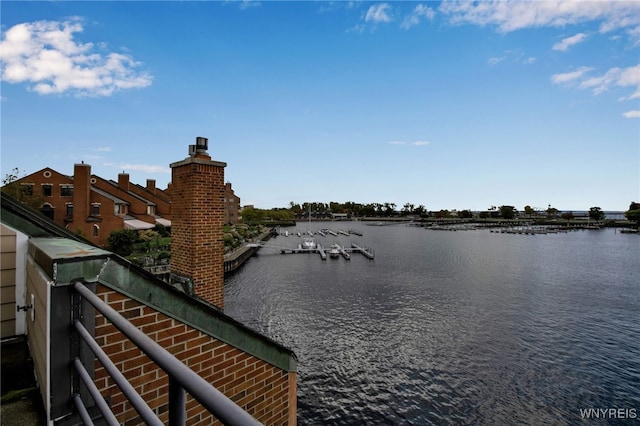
xmin=70 ymin=280 xmax=262 ymax=426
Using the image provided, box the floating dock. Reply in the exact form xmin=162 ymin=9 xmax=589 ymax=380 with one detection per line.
xmin=281 ymin=243 xmax=373 ymax=260
xmin=350 ymin=243 xmax=374 ymax=259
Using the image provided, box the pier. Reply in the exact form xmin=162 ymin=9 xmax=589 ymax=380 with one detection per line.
xmin=280 ymin=243 xmax=374 ymax=260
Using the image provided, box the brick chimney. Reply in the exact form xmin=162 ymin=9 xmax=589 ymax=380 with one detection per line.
xmin=73 ymin=162 xmax=91 ymax=226
xmin=170 ymin=137 xmax=227 ymax=309
xmin=118 ymin=172 xmax=130 ymax=192
xmin=146 ymin=179 xmax=156 ymax=194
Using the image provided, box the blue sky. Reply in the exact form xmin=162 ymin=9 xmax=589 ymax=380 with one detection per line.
xmin=1 ymin=1 xmax=638 ymax=211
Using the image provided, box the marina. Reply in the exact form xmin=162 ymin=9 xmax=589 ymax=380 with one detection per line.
xmin=225 ymin=222 xmax=640 ymax=425
xmin=280 ymin=242 xmax=373 ymax=260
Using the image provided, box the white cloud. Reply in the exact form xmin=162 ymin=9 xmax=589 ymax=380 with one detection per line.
xmin=622 ymin=110 xmax=640 ymax=118
xmin=0 ymin=18 xmax=152 ymax=97
xmin=551 ymin=66 xmax=593 ymax=85
xmin=628 ymin=25 xmax=640 ymax=46
xmin=238 ymin=0 xmax=261 ymax=10
xmin=553 ymin=32 xmax=588 ymax=51
xmin=389 ymin=140 xmax=430 ymax=146
xmin=552 ymin=64 xmax=640 ymax=100
xmin=489 ymin=50 xmax=536 ymax=66
xmin=365 ymin=3 xmax=393 ymax=24
xmin=401 ymin=4 xmax=435 ymax=30
xmin=439 ymin=1 xmax=640 ymax=36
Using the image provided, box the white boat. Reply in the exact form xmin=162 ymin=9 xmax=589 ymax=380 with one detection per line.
xmin=329 ymin=244 xmax=340 ymax=258
xmin=302 ymin=237 xmax=317 ymax=250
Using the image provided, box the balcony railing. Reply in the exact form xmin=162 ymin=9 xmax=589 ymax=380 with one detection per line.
xmin=69 ymin=280 xmax=262 ymax=426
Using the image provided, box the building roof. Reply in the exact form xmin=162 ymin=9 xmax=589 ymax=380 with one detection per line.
xmin=106 ymin=178 xmax=157 ymax=206
xmin=155 ymin=217 xmax=172 ymax=227
xmin=124 ymin=218 xmax=156 ymax=230
xmin=91 ymin=186 xmax=130 ymax=205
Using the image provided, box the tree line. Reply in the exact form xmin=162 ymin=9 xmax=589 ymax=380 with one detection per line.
xmin=2 ymin=168 xmax=638 ymax=225
xmin=242 ymin=201 xmax=640 ymax=223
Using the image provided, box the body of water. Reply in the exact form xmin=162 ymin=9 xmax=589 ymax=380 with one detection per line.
xmin=225 ymin=223 xmax=640 ymax=425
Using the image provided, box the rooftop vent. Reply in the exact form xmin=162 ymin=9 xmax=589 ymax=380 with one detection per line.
xmin=189 ymin=137 xmax=209 ymax=157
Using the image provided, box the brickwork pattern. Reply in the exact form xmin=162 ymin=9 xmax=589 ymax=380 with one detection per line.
xmin=128 ymin=180 xmax=172 ymax=220
xmin=91 ymin=175 xmax=157 ymax=224
xmin=94 ymin=284 xmax=294 ymax=425
xmin=170 ymin=160 xmax=225 ymax=308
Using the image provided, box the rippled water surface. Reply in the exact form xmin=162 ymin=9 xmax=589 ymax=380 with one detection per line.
xmin=225 ymin=224 xmax=640 ymax=425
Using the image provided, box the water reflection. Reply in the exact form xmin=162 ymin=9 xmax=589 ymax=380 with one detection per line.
xmin=225 ymin=225 xmax=640 ymax=424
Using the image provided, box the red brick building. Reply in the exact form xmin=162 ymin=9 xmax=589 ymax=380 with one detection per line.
xmin=8 ymin=154 xmax=239 ymax=247
xmin=225 ymin=182 xmax=241 ymax=225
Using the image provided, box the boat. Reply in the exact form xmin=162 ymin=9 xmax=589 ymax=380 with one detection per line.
xmin=329 ymin=244 xmax=340 ymax=258
xmin=302 ymin=237 xmax=317 ymax=250
xmin=620 ymin=228 xmax=638 ymax=234
xmin=301 ymin=204 xmax=317 ymax=249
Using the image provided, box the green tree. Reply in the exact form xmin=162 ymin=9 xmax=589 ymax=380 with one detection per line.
xmin=624 ymin=202 xmax=640 ymax=225
xmin=523 ymin=205 xmax=536 ymax=218
xmin=560 ymin=211 xmax=574 ymax=220
xmin=139 ymin=229 xmax=160 ymax=252
xmin=458 ymin=209 xmax=473 ymax=218
xmin=414 ymin=205 xmax=426 ymax=217
xmin=401 ymin=203 xmax=415 ymax=216
xmin=499 ymin=205 xmax=516 ymax=219
xmin=154 ymin=224 xmax=170 ymax=237
xmin=588 ymin=207 xmax=605 ymax=222
xmin=106 ymin=229 xmax=139 ymax=256
xmin=546 ymin=205 xmax=559 ymax=219
xmin=1 ymin=167 xmax=44 ymax=210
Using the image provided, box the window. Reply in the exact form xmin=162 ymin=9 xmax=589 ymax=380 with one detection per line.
xmin=66 ymin=204 xmax=74 ymax=216
xmin=147 ymin=205 xmax=155 ymax=216
xmin=21 ymin=184 xmax=33 ymax=196
xmin=114 ymin=204 xmax=129 ymax=215
xmin=60 ymin=185 xmax=73 ymax=197
xmin=91 ymin=204 xmax=100 ymax=216
xmin=41 ymin=204 xmax=54 ymax=220
xmin=93 ymin=225 xmax=99 ymax=238
xmin=42 ymin=184 xmax=52 ymax=197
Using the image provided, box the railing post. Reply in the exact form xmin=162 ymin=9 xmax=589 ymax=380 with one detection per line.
xmin=168 ymin=377 xmax=186 ymax=426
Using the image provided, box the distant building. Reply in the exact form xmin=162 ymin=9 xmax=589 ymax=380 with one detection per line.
xmin=7 ymin=164 xmax=166 ymax=246
xmin=224 ymin=182 xmax=241 ymax=225
xmin=7 ymin=161 xmax=240 ymax=246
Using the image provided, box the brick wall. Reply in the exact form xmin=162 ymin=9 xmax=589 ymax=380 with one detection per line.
xmin=170 ymin=154 xmax=226 ymax=309
xmin=94 ymin=284 xmax=296 ymax=425
xmin=91 ymin=175 xmax=157 ymax=224
xmin=11 ymin=166 xmax=125 ymax=247
xmin=128 ymin=180 xmax=172 ymax=220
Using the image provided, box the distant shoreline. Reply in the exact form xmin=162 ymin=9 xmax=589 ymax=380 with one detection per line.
xmin=283 ymin=216 xmax=637 ymax=228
